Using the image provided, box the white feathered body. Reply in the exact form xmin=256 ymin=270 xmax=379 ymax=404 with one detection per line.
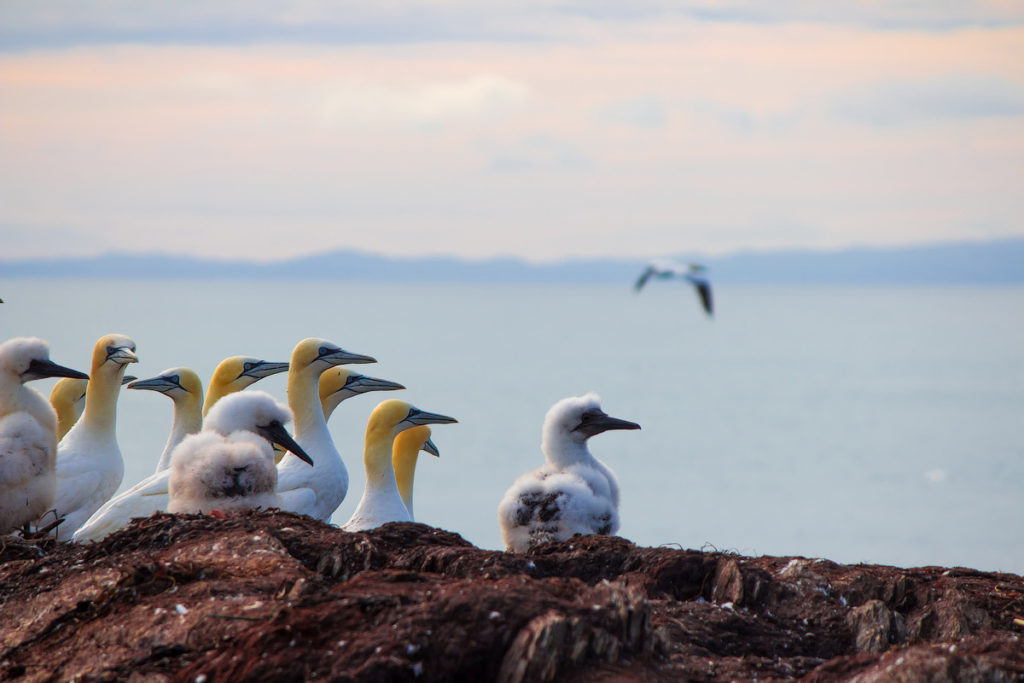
xmin=0 ymin=410 xmax=57 ymax=534
xmin=498 ymin=459 xmax=619 ymax=553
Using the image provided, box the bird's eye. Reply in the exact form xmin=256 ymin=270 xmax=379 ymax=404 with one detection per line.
xmin=243 ymin=362 xmax=256 ymax=372
xmin=345 ymin=374 xmax=362 ymax=386
xmin=318 ymin=346 xmax=331 ymax=357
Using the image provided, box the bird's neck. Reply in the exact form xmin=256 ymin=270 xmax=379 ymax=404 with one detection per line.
xmin=288 ymin=366 xmax=330 ymax=441
xmin=203 ymin=378 xmax=250 ymax=417
xmin=542 ymin=432 xmax=596 ymax=469
xmin=363 ymin=425 xmax=402 ymax=497
xmin=392 ymin=448 xmax=419 ymax=516
xmin=156 ymin=393 xmax=203 ymax=472
xmin=78 ymin=362 xmax=126 ymax=435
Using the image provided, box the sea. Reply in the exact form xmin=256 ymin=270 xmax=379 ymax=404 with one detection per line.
xmin=2 ymin=278 xmax=1022 ymax=573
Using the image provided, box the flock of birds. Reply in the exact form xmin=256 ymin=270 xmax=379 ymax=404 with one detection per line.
xmin=0 ymin=260 xmax=705 ymax=552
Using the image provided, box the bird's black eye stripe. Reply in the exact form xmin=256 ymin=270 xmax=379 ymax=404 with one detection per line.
xmin=167 ymin=374 xmax=181 ymax=387
xmin=243 ymin=362 xmax=257 ymax=372
xmin=573 ymin=409 xmax=607 ymax=431
xmin=106 ymin=346 xmax=117 ymax=358
xmin=318 ymin=346 xmax=333 ymax=357
xmin=345 ymin=374 xmax=362 ymax=386
xmin=405 ymin=408 xmax=421 ymax=421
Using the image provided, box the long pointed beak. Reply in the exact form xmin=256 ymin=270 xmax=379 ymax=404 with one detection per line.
xmin=577 ymin=413 xmax=641 ymax=437
xmin=421 ymin=437 xmax=440 ymax=457
xmin=127 ymin=376 xmax=178 ymax=393
xmin=321 ymin=348 xmax=376 ymax=366
xmin=22 ymin=358 xmax=90 ymax=382
xmin=243 ymin=360 xmax=290 ymax=379
xmin=257 ymin=420 xmax=313 ymax=466
xmin=402 ymin=408 xmax=458 ymax=428
xmin=107 ymin=347 xmax=138 ymax=364
xmin=347 ymin=375 xmax=406 ymax=394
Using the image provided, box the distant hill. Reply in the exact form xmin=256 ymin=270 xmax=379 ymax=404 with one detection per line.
xmin=2 ymin=237 xmax=1022 ymax=284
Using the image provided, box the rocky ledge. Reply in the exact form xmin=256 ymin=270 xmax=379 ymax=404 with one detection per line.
xmin=1 ymin=512 xmax=1022 ymax=682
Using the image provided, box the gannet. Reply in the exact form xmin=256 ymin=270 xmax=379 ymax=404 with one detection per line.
xmin=50 ymin=375 xmax=136 ymax=442
xmin=392 ymin=425 xmax=439 ymax=522
xmin=275 ymin=338 xmax=376 ymax=521
xmin=167 ymin=391 xmax=310 ymax=515
xmin=203 ymin=357 xmax=290 ymax=417
xmin=497 ymin=393 xmax=640 ymax=553
xmin=343 ymin=400 xmax=456 ymax=531
xmin=127 ymin=368 xmax=204 ymax=473
xmin=72 ymin=358 xmax=289 ymax=542
xmin=0 ymin=338 xmax=89 ymax=535
xmin=47 ymin=334 xmax=138 ymax=540
xmin=634 ymin=260 xmax=714 ymax=316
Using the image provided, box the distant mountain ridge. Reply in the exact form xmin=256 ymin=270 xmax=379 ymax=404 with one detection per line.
xmin=2 ymin=237 xmax=1023 ymax=284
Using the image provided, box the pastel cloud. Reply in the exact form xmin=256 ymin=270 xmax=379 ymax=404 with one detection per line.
xmin=0 ymin=8 xmax=1022 ymax=262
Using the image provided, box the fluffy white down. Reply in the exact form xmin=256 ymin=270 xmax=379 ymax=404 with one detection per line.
xmin=0 ymin=413 xmax=56 ymax=533
xmin=498 ymin=393 xmax=629 ymax=553
xmin=168 ymin=431 xmax=280 ymax=514
xmin=0 ymin=338 xmax=60 ymax=534
xmin=497 ymin=463 xmax=619 ymax=553
xmin=74 ymin=391 xmax=293 ymax=541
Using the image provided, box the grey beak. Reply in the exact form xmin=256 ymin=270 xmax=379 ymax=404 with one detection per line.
xmin=241 ymin=360 xmax=290 ymax=380
xmin=421 ymin=437 xmax=440 ymax=457
xmin=346 ymin=374 xmax=406 ymax=394
xmin=402 ymin=408 xmax=458 ymax=427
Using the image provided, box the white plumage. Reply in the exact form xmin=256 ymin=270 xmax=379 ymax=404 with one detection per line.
xmin=634 ymin=260 xmax=714 ymax=316
xmin=48 ymin=334 xmax=138 ymax=540
xmin=167 ymin=391 xmax=308 ymax=515
xmin=0 ymin=337 xmax=88 ymax=534
xmin=343 ymin=399 xmax=456 ymax=532
xmin=73 ymin=357 xmax=287 ymax=543
xmin=497 ymin=393 xmax=640 ymax=553
xmin=275 ymin=338 xmax=376 ymax=521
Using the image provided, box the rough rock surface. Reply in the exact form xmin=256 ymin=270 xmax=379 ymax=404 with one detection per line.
xmin=1 ymin=511 xmax=1022 ymax=681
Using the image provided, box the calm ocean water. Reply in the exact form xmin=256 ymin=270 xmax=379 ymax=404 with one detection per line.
xmin=2 ymin=278 xmax=1022 ymax=573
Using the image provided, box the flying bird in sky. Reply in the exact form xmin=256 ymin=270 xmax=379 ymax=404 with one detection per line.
xmin=634 ymin=261 xmax=713 ymax=317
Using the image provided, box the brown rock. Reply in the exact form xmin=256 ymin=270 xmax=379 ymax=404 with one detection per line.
xmin=1 ymin=511 xmax=1022 ymax=682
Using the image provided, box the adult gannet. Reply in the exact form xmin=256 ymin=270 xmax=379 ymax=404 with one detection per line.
xmin=343 ymin=400 xmax=456 ymax=531
xmin=275 ymin=338 xmax=376 ymax=521
xmin=497 ymin=393 xmax=640 ymax=553
xmin=128 ymin=368 xmax=204 ymax=473
xmin=72 ymin=359 xmax=290 ymax=542
xmin=50 ymin=375 xmax=136 ymax=442
xmin=47 ymin=334 xmax=138 ymax=540
xmin=167 ymin=391 xmax=310 ymax=515
xmin=392 ymin=425 xmax=439 ymax=522
xmin=0 ymin=338 xmax=89 ymax=534
xmin=634 ymin=260 xmax=714 ymax=316
xmin=202 ymin=357 xmax=290 ymax=417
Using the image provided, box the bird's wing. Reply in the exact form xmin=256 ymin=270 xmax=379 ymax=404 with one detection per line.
xmin=694 ymin=280 xmax=713 ymax=316
xmin=633 ymin=266 xmax=656 ymax=292
xmin=277 ymin=486 xmax=318 ymax=516
xmin=73 ymin=475 xmax=169 ymax=543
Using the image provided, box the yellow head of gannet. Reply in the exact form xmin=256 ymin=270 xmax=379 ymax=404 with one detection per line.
xmin=319 ymin=367 xmax=406 ymax=420
xmin=391 ymin=425 xmax=439 ymax=522
xmin=50 ymin=374 xmax=136 ymax=442
xmin=342 ymin=399 xmax=456 ymax=531
xmin=128 ymin=367 xmax=204 ymax=473
xmin=49 ymin=333 xmax=137 ymax=540
xmin=0 ymin=337 xmax=88 ymax=534
xmin=202 ymin=356 xmax=290 ymax=417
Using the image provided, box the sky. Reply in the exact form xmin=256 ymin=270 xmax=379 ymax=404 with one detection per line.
xmin=1 ymin=1 xmax=1023 ymax=263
